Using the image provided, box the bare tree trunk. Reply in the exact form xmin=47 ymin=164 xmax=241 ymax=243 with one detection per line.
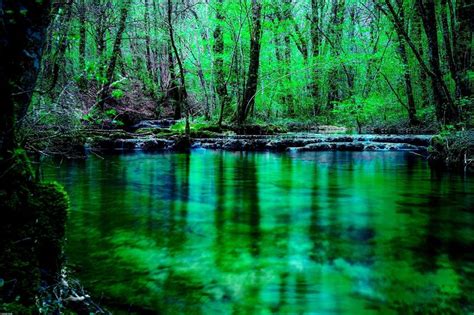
xmin=78 ymin=0 xmax=87 ymax=90
xmin=394 ymin=0 xmax=418 ymax=125
xmin=416 ymin=0 xmax=458 ymax=123
xmin=46 ymin=0 xmax=74 ymax=92
xmin=397 ymin=36 xmax=418 ymax=125
xmin=95 ymin=0 xmax=109 ymax=67
xmin=412 ymin=8 xmax=429 ymax=107
xmin=327 ymin=0 xmax=345 ymax=110
xmin=168 ymin=0 xmax=189 ymax=125
xmin=379 ymin=0 xmax=457 ymax=123
xmin=98 ymin=0 xmax=132 ymax=110
xmin=213 ymin=0 xmax=229 ymax=127
xmin=454 ymin=0 xmax=473 ymax=99
xmin=144 ymin=0 xmax=154 ymax=79
xmin=167 ymin=43 xmax=181 ymax=119
xmin=281 ymin=0 xmax=294 ymax=115
xmin=362 ymin=5 xmax=380 ymax=98
xmin=237 ymin=0 xmax=263 ymax=125
xmin=310 ymin=0 xmax=321 ymax=114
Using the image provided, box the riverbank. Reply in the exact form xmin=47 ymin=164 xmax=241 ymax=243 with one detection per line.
xmin=78 ymin=119 xmax=434 ymax=153
xmin=25 ymin=120 xmax=474 ymax=173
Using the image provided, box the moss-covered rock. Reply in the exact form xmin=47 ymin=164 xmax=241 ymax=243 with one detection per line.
xmin=0 ymin=152 xmax=69 ymax=311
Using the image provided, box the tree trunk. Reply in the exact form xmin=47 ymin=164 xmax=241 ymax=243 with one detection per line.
xmin=98 ymin=0 xmax=132 ymax=110
xmin=394 ymin=0 xmax=418 ymax=125
xmin=411 ymin=8 xmax=429 ymax=108
xmin=282 ymin=0 xmax=294 ymax=115
xmin=168 ymin=0 xmax=188 ymax=122
xmin=362 ymin=5 xmax=380 ymax=98
xmin=346 ymin=6 xmax=357 ymax=97
xmin=0 ymin=0 xmax=52 ymax=160
xmin=380 ymin=0 xmax=457 ymax=123
xmin=144 ymin=0 xmax=154 ymax=79
xmin=397 ymin=35 xmax=418 ymax=125
xmin=454 ymin=0 xmax=473 ymax=99
xmin=238 ymin=0 xmax=263 ymax=125
xmin=1 ymin=3 xmax=72 ymax=305
xmin=213 ymin=0 xmax=229 ymax=127
xmin=327 ymin=0 xmax=345 ymax=110
xmin=167 ymin=44 xmax=181 ymax=119
xmin=46 ymin=0 xmax=74 ymax=92
xmin=310 ymin=0 xmax=321 ymax=114
xmin=78 ymin=0 xmax=87 ymax=90
xmin=416 ymin=0 xmax=458 ymax=123
xmin=440 ymin=0 xmax=457 ymax=89
xmin=95 ymin=1 xmax=109 ymax=64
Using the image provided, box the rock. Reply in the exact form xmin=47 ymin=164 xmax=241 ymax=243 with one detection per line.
xmin=170 ymin=136 xmax=192 ymax=151
xmin=222 ymin=139 xmax=246 ymax=151
xmin=335 ymin=142 xmax=364 ymax=151
xmin=289 ymin=143 xmax=333 ymax=152
xmin=85 ymin=132 xmax=433 ymax=153
xmin=291 ymin=142 xmax=364 ymax=152
xmin=247 ymin=139 xmax=268 ymax=150
xmin=286 ymin=122 xmax=318 ymax=132
xmin=317 ymin=125 xmax=348 ymax=133
xmin=114 ymin=139 xmax=138 ymax=151
xmin=142 ymin=139 xmax=173 ymax=152
xmin=135 ymin=127 xmax=171 ymax=135
xmin=325 ymin=136 xmax=354 ymax=143
xmin=356 ymin=135 xmax=432 ymax=146
xmin=362 ymin=142 xmax=421 ymax=151
xmin=131 ymin=119 xmax=176 ymax=130
xmin=265 ymin=138 xmax=316 ymax=151
xmin=200 ymin=142 xmax=220 ymax=149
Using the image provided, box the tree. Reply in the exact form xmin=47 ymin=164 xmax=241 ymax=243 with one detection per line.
xmin=416 ymin=0 xmax=458 ymax=123
xmin=310 ymin=0 xmax=322 ymax=114
xmin=168 ymin=0 xmax=189 ymax=123
xmin=453 ymin=0 xmax=473 ymax=99
xmin=378 ymin=0 xmax=459 ymax=124
xmin=98 ymin=0 xmax=132 ymax=110
xmin=327 ymin=0 xmax=346 ymax=110
xmin=411 ymin=7 xmax=429 ymax=108
xmin=1 ymin=0 xmax=69 ymax=306
xmin=394 ymin=0 xmax=418 ymax=125
xmin=78 ymin=0 xmax=87 ymax=89
xmin=237 ymin=0 xmax=263 ymax=125
xmin=0 ymin=1 xmax=52 ymax=159
xmin=45 ymin=0 xmax=74 ymax=92
xmin=213 ymin=0 xmax=229 ymax=127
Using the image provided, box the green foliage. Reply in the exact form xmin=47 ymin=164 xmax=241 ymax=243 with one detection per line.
xmin=105 ymin=108 xmax=118 ymax=117
xmin=111 ymin=89 xmax=125 ymax=100
xmin=429 ymin=130 xmax=474 ymax=169
xmin=82 ymin=107 xmax=124 ymax=127
xmin=171 ymin=117 xmax=213 ymax=133
xmin=33 ymin=0 xmax=473 ymax=129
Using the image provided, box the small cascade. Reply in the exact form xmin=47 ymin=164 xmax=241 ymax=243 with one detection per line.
xmin=87 ymin=129 xmax=433 ymax=153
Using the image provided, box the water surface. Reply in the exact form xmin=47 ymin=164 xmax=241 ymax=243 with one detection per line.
xmin=45 ymin=151 xmax=474 ymax=314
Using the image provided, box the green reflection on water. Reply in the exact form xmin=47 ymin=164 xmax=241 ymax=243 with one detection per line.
xmin=45 ymin=151 xmax=474 ymax=314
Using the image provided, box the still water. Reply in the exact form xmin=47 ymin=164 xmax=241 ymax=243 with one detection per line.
xmin=45 ymin=151 xmax=474 ymax=314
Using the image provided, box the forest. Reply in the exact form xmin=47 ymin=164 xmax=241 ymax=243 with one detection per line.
xmin=16 ymin=0 xmax=474 ymax=139
xmin=0 ymin=0 xmax=473 ymax=313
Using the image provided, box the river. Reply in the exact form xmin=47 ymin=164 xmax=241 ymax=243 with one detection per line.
xmin=45 ymin=150 xmax=474 ymax=314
